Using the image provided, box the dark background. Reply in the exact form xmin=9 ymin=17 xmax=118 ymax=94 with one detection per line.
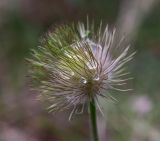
xmin=0 ymin=0 xmax=160 ymax=141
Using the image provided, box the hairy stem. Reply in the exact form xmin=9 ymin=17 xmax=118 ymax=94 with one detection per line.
xmin=89 ymin=97 xmax=99 ymax=141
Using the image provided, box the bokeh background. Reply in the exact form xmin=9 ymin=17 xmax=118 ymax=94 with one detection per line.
xmin=0 ymin=0 xmax=160 ymax=141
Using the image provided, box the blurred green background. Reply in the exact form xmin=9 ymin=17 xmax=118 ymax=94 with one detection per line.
xmin=0 ymin=0 xmax=160 ymax=141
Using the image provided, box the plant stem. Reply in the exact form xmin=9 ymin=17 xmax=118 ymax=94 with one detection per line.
xmin=89 ymin=97 xmax=99 ymax=141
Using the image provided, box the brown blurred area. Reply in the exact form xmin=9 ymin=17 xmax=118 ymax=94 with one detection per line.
xmin=0 ymin=0 xmax=160 ymax=141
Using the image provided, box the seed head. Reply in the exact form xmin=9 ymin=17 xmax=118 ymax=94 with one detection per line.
xmin=28 ymin=21 xmax=135 ymax=119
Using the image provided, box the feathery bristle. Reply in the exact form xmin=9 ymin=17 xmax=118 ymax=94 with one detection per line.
xmin=28 ymin=21 xmax=135 ymax=119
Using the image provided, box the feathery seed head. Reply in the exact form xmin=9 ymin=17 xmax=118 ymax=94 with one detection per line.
xmin=28 ymin=21 xmax=135 ymax=118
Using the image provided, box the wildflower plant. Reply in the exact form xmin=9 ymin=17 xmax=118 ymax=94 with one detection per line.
xmin=28 ymin=20 xmax=135 ymax=141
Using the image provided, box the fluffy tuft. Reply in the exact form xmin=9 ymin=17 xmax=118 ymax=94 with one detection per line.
xmin=28 ymin=21 xmax=135 ymax=119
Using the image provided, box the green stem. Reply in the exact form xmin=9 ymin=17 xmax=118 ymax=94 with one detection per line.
xmin=89 ymin=98 xmax=99 ymax=141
